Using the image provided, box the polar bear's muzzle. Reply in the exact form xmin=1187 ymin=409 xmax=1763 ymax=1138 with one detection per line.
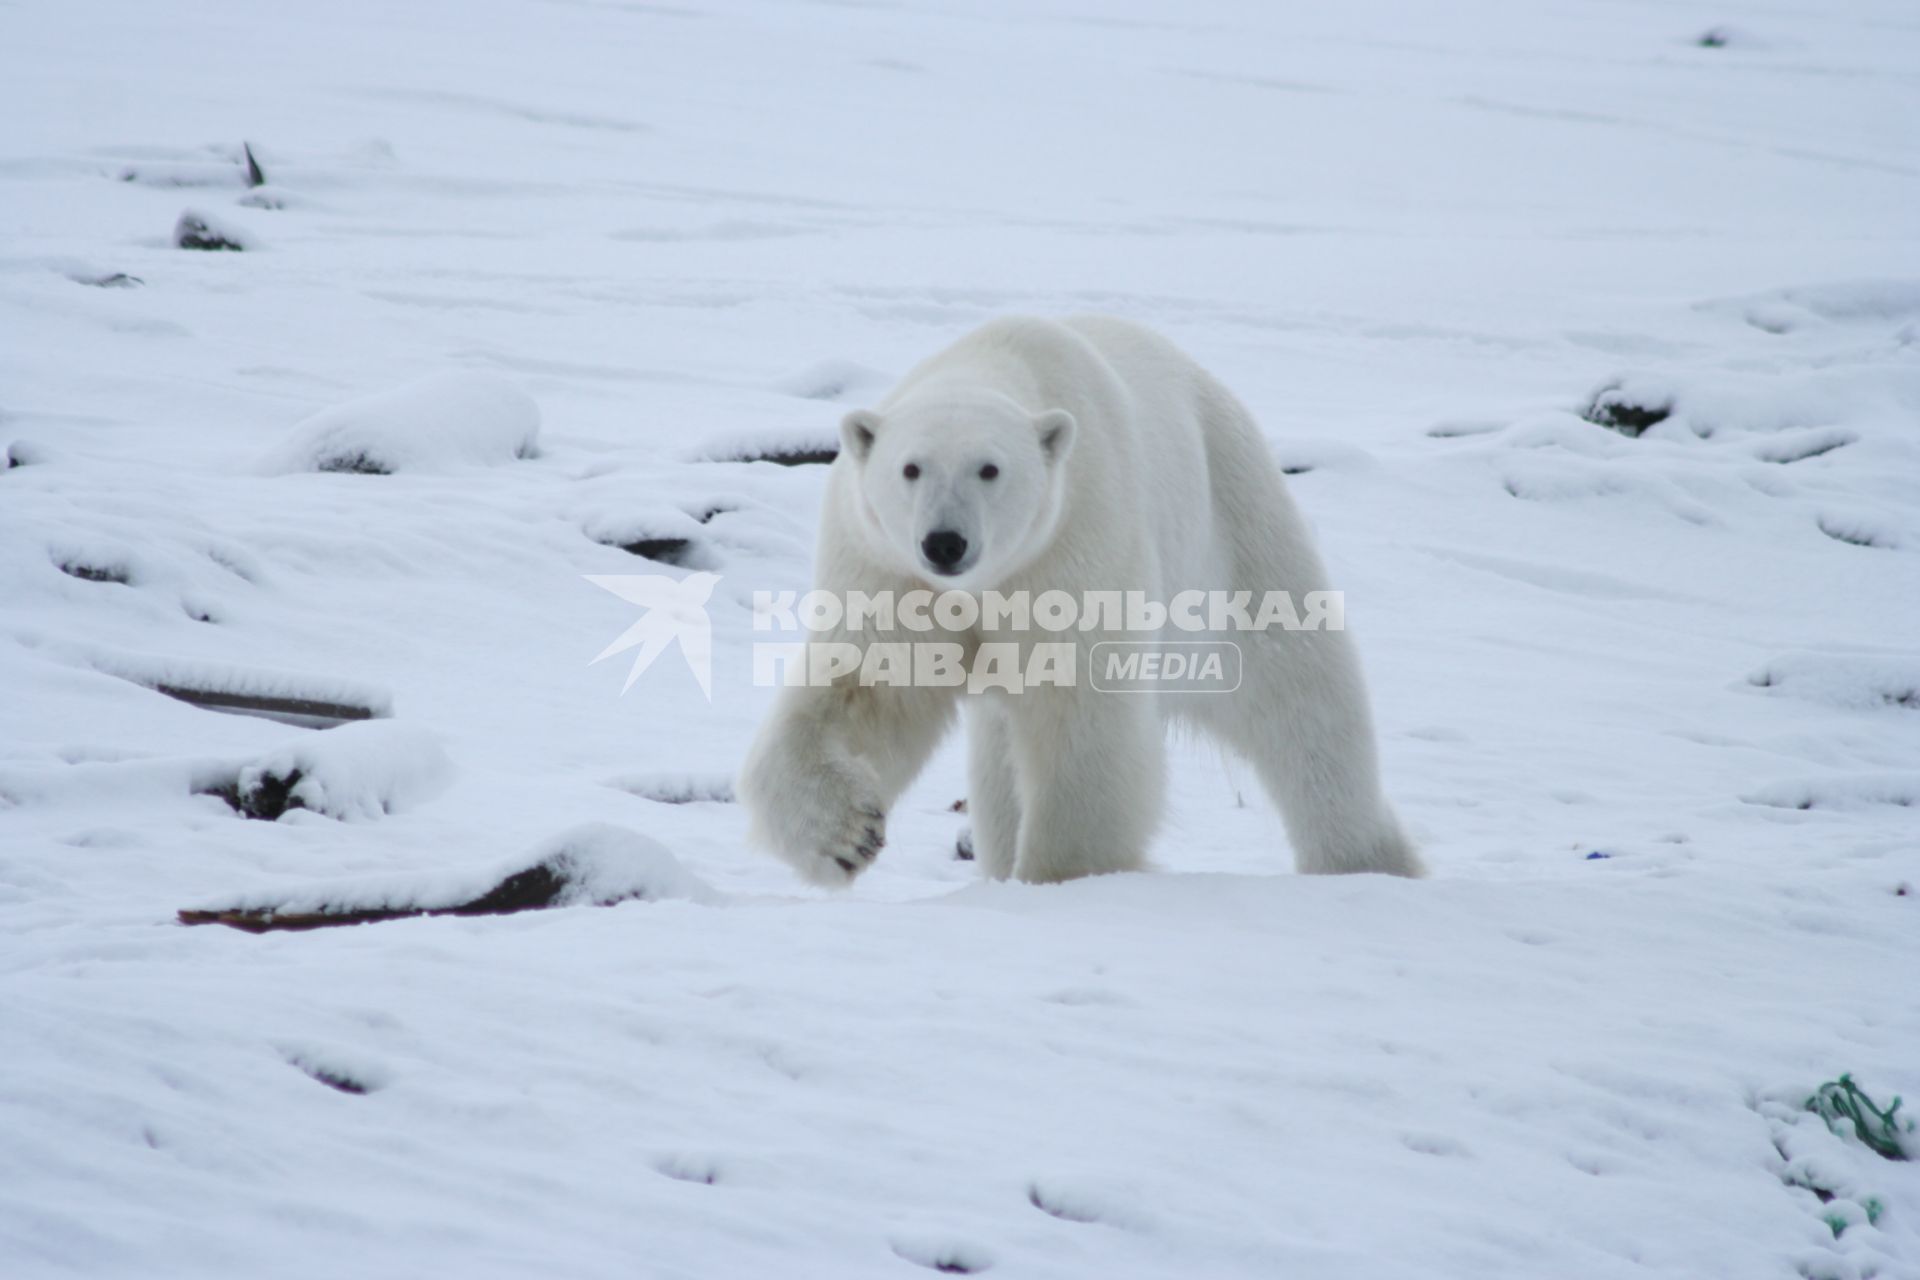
xmin=920 ymin=529 xmax=972 ymax=576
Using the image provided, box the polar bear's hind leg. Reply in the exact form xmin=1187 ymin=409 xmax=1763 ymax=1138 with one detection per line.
xmin=1195 ymin=388 xmax=1425 ymax=879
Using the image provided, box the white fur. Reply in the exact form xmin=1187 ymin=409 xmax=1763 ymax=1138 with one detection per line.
xmin=738 ymin=316 xmax=1424 ymax=886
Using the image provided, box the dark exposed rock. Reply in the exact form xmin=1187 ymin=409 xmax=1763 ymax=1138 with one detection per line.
xmin=73 ymin=271 xmax=144 ymax=288
xmin=155 ymin=684 xmax=379 ymax=729
xmin=182 ymin=856 xmax=579 ymax=932
xmin=314 ymin=452 xmax=391 ymax=475
xmin=618 ymin=536 xmax=694 ymax=566
xmin=58 ymin=560 xmax=130 ymax=584
xmin=1581 ymin=386 xmax=1672 ymax=437
xmin=173 ymin=212 xmax=246 ymax=251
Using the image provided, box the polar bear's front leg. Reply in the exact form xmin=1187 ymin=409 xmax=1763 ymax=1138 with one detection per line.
xmin=738 ymin=678 xmax=955 ymax=888
xmin=1003 ymin=689 xmax=1165 ymax=885
xmin=965 ymin=702 xmax=1023 ymax=880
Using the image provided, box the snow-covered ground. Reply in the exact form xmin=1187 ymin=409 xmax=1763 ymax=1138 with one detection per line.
xmin=4 ymin=1 xmax=1919 ymax=1276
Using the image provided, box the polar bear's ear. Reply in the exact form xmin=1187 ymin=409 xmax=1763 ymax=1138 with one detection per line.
xmin=840 ymin=410 xmax=881 ymax=463
xmin=1035 ymin=409 xmax=1076 ymax=464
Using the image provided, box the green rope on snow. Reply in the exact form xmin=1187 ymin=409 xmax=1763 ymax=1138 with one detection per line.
xmin=1807 ymin=1075 xmax=1912 ymax=1161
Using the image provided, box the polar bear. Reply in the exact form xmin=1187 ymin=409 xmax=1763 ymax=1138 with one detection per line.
xmin=738 ymin=316 xmax=1423 ymax=885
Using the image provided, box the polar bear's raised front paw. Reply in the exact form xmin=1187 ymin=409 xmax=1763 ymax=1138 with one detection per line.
xmin=791 ymin=793 xmax=887 ymax=887
xmin=741 ymin=754 xmax=888 ymax=888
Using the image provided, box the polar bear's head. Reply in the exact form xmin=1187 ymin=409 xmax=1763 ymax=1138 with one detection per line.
xmin=839 ymin=391 xmax=1076 ymax=588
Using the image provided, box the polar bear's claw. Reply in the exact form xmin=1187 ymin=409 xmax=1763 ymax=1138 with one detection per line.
xmin=787 ymin=784 xmax=887 ymax=887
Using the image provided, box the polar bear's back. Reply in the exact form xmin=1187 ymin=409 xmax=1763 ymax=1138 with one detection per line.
xmin=935 ymin=314 xmax=1269 ymax=464
xmin=915 ymin=314 xmax=1210 ymax=417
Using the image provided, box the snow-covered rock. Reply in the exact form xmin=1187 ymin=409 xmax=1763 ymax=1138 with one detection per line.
xmin=187 ymin=821 xmax=717 ymax=917
xmin=232 ymin=720 xmax=452 ymax=821
xmin=261 ymin=372 xmax=541 ymax=475
xmin=171 ymin=208 xmax=254 ymax=251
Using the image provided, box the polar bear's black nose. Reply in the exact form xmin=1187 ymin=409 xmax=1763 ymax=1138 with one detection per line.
xmin=921 ymin=530 xmax=969 ymax=572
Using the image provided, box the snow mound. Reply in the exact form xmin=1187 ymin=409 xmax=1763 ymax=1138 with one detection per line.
xmin=1756 ymin=1083 xmax=1915 ymax=1275
xmin=1816 ymin=511 xmax=1902 ymax=550
xmin=172 ymin=209 xmax=254 ymax=252
xmin=1578 ymin=364 xmax=1920 ymax=441
xmin=279 ymin=1044 xmax=392 ymax=1095
xmin=75 ymin=647 xmax=394 ymax=726
xmin=1693 ymin=25 xmax=1769 ymax=52
xmin=3 ymin=438 xmax=47 ymax=468
xmin=1741 ymin=774 xmax=1920 ymax=812
xmin=1026 ymin=1176 xmax=1155 ymax=1230
xmin=261 ymin=372 xmax=541 ymax=475
xmin=1751 ymin=426 xmax=1856 ymax=465
xmin=233 ymin=720 xmax=452 ymax=821
xmin=686 ymin=423 xmax=838 ymax=467
xmin=524 ymin=824 xmax=720 ymax=907
xmin=188 ymin=822 xmax=718 ymax=920
xmin=771 ymin=358 xmax=893 ymax=403
xmin=605 ymin=771 xmax=736 ymax=804
xmin=1750 ymin=653 xmax=1920 ymax=711
xmin=1270 ymin=437 xmax=1376 ymax=475
xmin=580 ymin=504 xmax=715 ymax=568
xmin=1711 ymin=279 xmax=1920 ymax=334
xmin=889 ymin=1234 xmax=996 ymax=1276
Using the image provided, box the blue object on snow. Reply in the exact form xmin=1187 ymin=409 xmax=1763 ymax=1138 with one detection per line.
xmin=1585 ymin=851 xmax=1613 ymax=860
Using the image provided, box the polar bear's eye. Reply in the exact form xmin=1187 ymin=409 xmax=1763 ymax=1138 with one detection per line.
xmin=979 ymin=464 xmax=999 ymax=481
xmin=903 ymin=463 xmax=921 ymax=480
